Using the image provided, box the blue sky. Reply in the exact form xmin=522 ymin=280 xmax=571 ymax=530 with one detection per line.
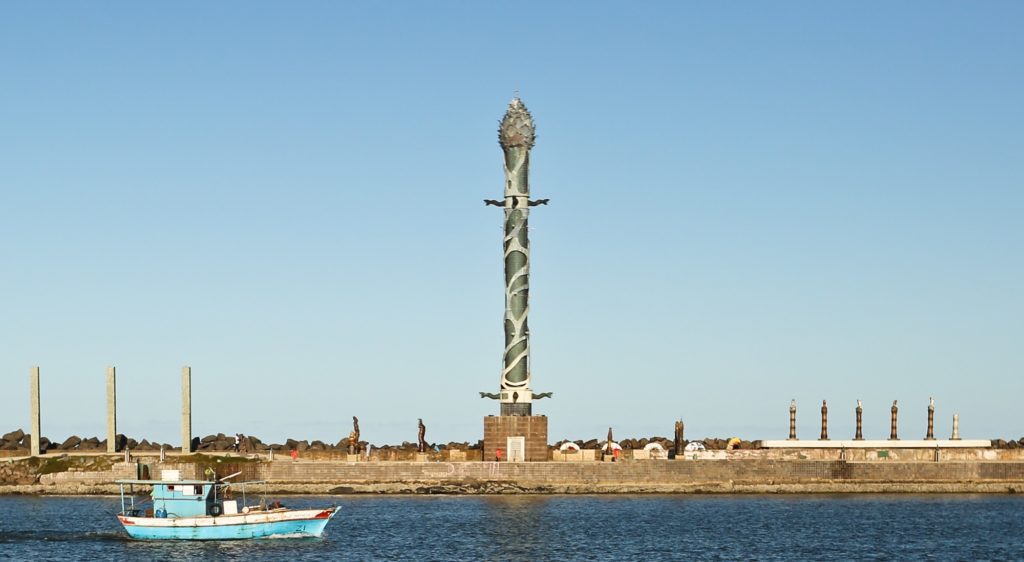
xmin=1 ymin=3 xmax=1021 ymax=446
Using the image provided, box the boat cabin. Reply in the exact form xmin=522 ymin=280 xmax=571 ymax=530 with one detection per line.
xmin=116 ymin=478 xmax=266 ymax=519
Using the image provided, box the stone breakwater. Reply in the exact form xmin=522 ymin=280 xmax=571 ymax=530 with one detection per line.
xmin=0 ymin=428 xmax=483 ymax=459
xmin=7 ymin=427 xmax=1024 ymax=459
xmin=0 ymin=428 xmax=681 ymax=457
xmin=4 ymin=455 xmax=1024 ymax=495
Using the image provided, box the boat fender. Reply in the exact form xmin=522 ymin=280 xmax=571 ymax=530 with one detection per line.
xmin=242 ymin=507 xmax=250 ymax=514
xmin=210 ymin=504 xmax=222 ymax=517
xmin=155 ymin=508 xmax=167 ymax=518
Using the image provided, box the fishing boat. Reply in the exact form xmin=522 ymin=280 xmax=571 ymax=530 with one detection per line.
xmin=115 ymin=472 xmax=339 ymax=540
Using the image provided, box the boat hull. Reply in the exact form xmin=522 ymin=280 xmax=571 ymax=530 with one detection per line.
xmin=118 ymin=507 xmax=338 ymax=540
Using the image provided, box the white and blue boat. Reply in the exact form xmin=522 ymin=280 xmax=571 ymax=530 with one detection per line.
xmin=115 ymin=475 xmax=339 ymax=540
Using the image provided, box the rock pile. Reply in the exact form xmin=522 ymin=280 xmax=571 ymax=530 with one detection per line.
xmin=553 ymin=436 xmax=759 ymax=455
xmin=1 ymin=429 xmax=31 ymax=451
xmin=183 ymin=435 xmax=483 ymax=454
xmin=6 ymin=427 xmax=766 ymax=456
xmin=700 ymin=438 xmax=757 ymax=450
xmin=1 ymin=429 xmax=175 ymax=453
xmin=17 ymin=429 xmax=1015 ymax=455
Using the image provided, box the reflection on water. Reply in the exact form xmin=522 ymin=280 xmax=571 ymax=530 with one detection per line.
xmin=480 ymin=495 xmax=549 ymax=558
xmin=2 ymin=494 xmax=1023 ymax=560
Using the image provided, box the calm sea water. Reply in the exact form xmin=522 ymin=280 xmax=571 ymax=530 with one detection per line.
xmin=1 ymin=494 xmax=1023 ymax=561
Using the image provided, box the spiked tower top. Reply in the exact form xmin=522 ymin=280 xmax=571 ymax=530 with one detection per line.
xmin=498 ymin=98 xmax=536 ymax=150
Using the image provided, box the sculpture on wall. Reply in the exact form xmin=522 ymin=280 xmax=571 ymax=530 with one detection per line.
xmin=820 ymin=400 xmax=829 ymax=440
xmin=417 ymin=419 xmax=427 ymax=453
xmin=788 ymin=399 xmax=797 ymax=440
xmin=889 ymin=401 xmax=899 ymax=440
xmin=348 ymin=416 xmax=361 ymax=454
xmin=925 ymin=397 xmax=936 ymax=440
xmin=854 ymin=400 xmax=864 ymax=440
xmin=674 ymin=420 xmax=685 ymax=454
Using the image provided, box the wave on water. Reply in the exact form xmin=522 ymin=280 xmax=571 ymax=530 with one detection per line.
xmin=0 ymin=530 xmax=127 ymax=543
xmin=262 ymin=532 xmax=321 ymax=540
xmin=0 ymin=530 xmax=325 ymax=544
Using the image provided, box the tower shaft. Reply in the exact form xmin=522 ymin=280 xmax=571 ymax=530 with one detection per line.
xmin=495 ymin=97 xmax=540 ymax=416
xmin=502 ymin=145 xmax=531 ymax=395
xmin=481 ymin=97 xmax=551 ymax=461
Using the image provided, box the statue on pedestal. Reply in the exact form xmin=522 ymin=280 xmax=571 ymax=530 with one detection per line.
xmin=417 ymin=419 xmax=427 ymax=453
xmin=889 ymin=401 xmax=899 ymax=440
xmin=674 ymin=420 xmax=685 ymax=454
xmin=348 ymin=416 xmax=361 ymax=454
xmin=926 ymin=397 xmax=936 ymax=440
xmin=604 ymin=427 xmax=615 ymax=460
xmin=820 ymin=400 xmax=829 ymax=440
xmin=855 ymin=400 xmax=864 ymax=440
xmin=788 ymin=399 xmax=797 ymax=440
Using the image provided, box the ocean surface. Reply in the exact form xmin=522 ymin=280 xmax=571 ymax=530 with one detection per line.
xmin=1 ymin=494 xmax=1023 ymax=560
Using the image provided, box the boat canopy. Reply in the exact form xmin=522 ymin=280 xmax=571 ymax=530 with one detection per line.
xmin=117 ymin=479 xmax=271 ymax=519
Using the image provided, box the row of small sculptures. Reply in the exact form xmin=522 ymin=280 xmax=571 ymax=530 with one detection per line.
xmin=345 ymin=416 xmax=428 ymax=454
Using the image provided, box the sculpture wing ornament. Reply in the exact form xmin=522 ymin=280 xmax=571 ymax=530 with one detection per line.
xmin=534 ymin=392 xmax=553 ymax=399
xmin=479 ymin=391 xmax=501 ymax=400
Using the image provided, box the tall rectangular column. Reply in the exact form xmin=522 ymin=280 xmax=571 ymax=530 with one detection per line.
xmin=106 ymin=366 xmax=117 ymax=453
xmin=30 ymin=366 xmax=41 ymax=456
xmin=181 ymin=366 xmax=192 ymax=453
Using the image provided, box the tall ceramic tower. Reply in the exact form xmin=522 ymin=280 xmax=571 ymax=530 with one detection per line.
xmin=480 ymin=97 xmax=552 ymax=415
xmin=481 ymin=97 xmax=550 ymax=461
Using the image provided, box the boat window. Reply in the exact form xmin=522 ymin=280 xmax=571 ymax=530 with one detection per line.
xmin=182 ymin=485 xmax=203 ymax=496
xmin=167 ymin=485 xmax=175 ymax=491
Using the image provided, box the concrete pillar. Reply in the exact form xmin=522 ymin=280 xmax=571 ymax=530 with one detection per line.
xmin=181 ymin=366 xmax=192 ymax=453
xmin=951 ymin=413 xmax=961 ymax=440
xmin=30 ymin=366 xmax=41 ymax=456
xmin=106 ymin=366 xmax=117 ymax=453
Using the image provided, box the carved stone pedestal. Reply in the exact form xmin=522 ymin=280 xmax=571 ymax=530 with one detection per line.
xmin=483 ymin=415 xmax=548 ymax=462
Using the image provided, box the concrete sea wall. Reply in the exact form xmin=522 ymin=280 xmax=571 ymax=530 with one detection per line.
xmin=7 ymin=456 xmax=1024 ymax=495
xmin=251 ymin=459 xmax=1024 ymax=494
xmin=6 ymin=454 xmax=1024 ymax=497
